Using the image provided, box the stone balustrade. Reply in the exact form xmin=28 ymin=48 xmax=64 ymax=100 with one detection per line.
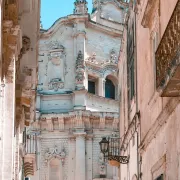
xmin=156 ymin=0 xmax=180 ymax=96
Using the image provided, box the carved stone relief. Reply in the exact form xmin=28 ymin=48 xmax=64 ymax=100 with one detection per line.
xmin=75 ymin=50 xmax=85 ymax=90
xmin=44 ymin=145 xmax=66 ymax=165
xmin=109 ymin=49 xmax=118 ymax=64
xmin=48 ymin=78 xmax=64 ymax=91
xmin=46 ymin=41 xmax=67 ymax=91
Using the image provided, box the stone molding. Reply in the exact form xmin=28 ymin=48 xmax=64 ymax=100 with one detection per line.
xmin=34 ymin=111 xmax=119 ymax=132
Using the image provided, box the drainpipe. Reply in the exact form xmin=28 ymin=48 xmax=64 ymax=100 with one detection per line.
xmin=134 ymin=1 xmax=141 ymax=180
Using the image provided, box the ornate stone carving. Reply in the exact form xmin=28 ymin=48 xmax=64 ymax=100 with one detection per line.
xmin=109 ymin=49 xmax=118 ymax=64
xmin=74 ymin=0 xmax=88 ymax=14
xmin=46 ymin=42 xmax=67 ymax=87
xmin=47 ymin=40 xmax=65 ymax=51
xmin=44 ymin=145 xmax=66 ymax=165
xmin=48 ymin=78 xmax=64 ymax=91
xmin=75 ymin=51 xmax=85 ymax=89
xmin=87 ymin=52 xmax=96 ymax=63
xmin=85 ymin=49 xmax=118 ymax=76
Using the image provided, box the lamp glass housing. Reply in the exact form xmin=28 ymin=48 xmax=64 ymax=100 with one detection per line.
xmin=99 ymin=137 xmax=109 ymax=154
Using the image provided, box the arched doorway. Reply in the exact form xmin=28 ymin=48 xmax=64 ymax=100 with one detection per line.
xmin=49 ymin=158 xmax=62 ymax=180
xmin=105 ymin=78 xmax=115 ymax=99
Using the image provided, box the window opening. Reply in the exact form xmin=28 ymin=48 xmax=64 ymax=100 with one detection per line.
xmin=105 ymin=78 xmax=115 ymax=99
xmin=88 ymin=81 xmax=95 ymax=94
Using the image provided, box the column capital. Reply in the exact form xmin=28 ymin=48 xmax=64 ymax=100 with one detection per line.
xmin=73 ymin=131 xmax=86 ymax=138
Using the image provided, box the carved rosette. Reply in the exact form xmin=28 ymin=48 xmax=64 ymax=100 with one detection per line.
xmin=75 ymin=50 xmax=85 ymax=90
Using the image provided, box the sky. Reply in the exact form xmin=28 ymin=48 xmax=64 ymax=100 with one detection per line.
xmin=41 ymin=0 xmax=93 ymax=29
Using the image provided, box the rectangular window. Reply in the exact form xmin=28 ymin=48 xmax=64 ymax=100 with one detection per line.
xmin=88 ymin=81 xmax=95 ymax=94
xmin=127 ymin=19 xmax=135 ymax=103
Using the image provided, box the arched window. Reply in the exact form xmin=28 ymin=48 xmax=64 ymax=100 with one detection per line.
xmin=49 ymin=159 xmax=61 ymax=180
xmin=105 ymin=78 xmax=115 ymax=99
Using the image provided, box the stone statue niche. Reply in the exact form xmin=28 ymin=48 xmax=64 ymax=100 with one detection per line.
xmin=46 ymin=41 xmax=67 ymax=91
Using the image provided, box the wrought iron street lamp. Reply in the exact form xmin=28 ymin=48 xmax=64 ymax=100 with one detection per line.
xmin=99 ymin=137 xmax=129 ymax=164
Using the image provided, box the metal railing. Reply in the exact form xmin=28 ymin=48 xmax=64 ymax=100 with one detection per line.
xmin=23 ymin=130 xmax=37 ymax=154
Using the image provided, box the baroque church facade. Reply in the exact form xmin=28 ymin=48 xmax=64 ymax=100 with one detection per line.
xmin=27 ymin=0 xmax=127 ymax=180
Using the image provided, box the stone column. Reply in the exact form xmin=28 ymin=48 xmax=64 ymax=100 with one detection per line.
xmin=2 ymin=62 xmax=15 ymax=180
xmin=98 ymin=77 xmax=105 ymax=97
xmin=74 ymin=132 xmax=86 ymax=180
xmin=68 ymin=137 xmax=76 ymax=180
xmin=86 ymin=135 xmax=93 ymax=180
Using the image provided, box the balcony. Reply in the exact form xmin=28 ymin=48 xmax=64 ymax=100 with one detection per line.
xmin=156 ymin=0 xmax=180 ymax=96
xmin=86 ymin=93 xmax=119 ymax=112
xmin=24 ymin=134 xmax=37 ymax=177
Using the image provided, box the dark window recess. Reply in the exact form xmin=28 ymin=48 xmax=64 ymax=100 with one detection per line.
xmin=105 ymin=79 xmax=115 ymax=99
xmin=127 ymin=19 xmax=135 ymax=102
xmin=25 ymin=178 xmax=29 ymax=180
xmin=88 ymin=81 xmax=95 ymax=94
xmin=130 ymin=60 xmax=135 ymax=100
xmin=155 ymin=174 xmax=163 ymax=180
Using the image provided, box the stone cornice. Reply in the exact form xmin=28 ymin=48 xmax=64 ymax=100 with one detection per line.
xmin=40 ymin=14 xmax=123 ymax=39
xmin=139 ymin=97 xmax=180 ymax=154
xmin=39 ymin=111 xmax=119 ymax=121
